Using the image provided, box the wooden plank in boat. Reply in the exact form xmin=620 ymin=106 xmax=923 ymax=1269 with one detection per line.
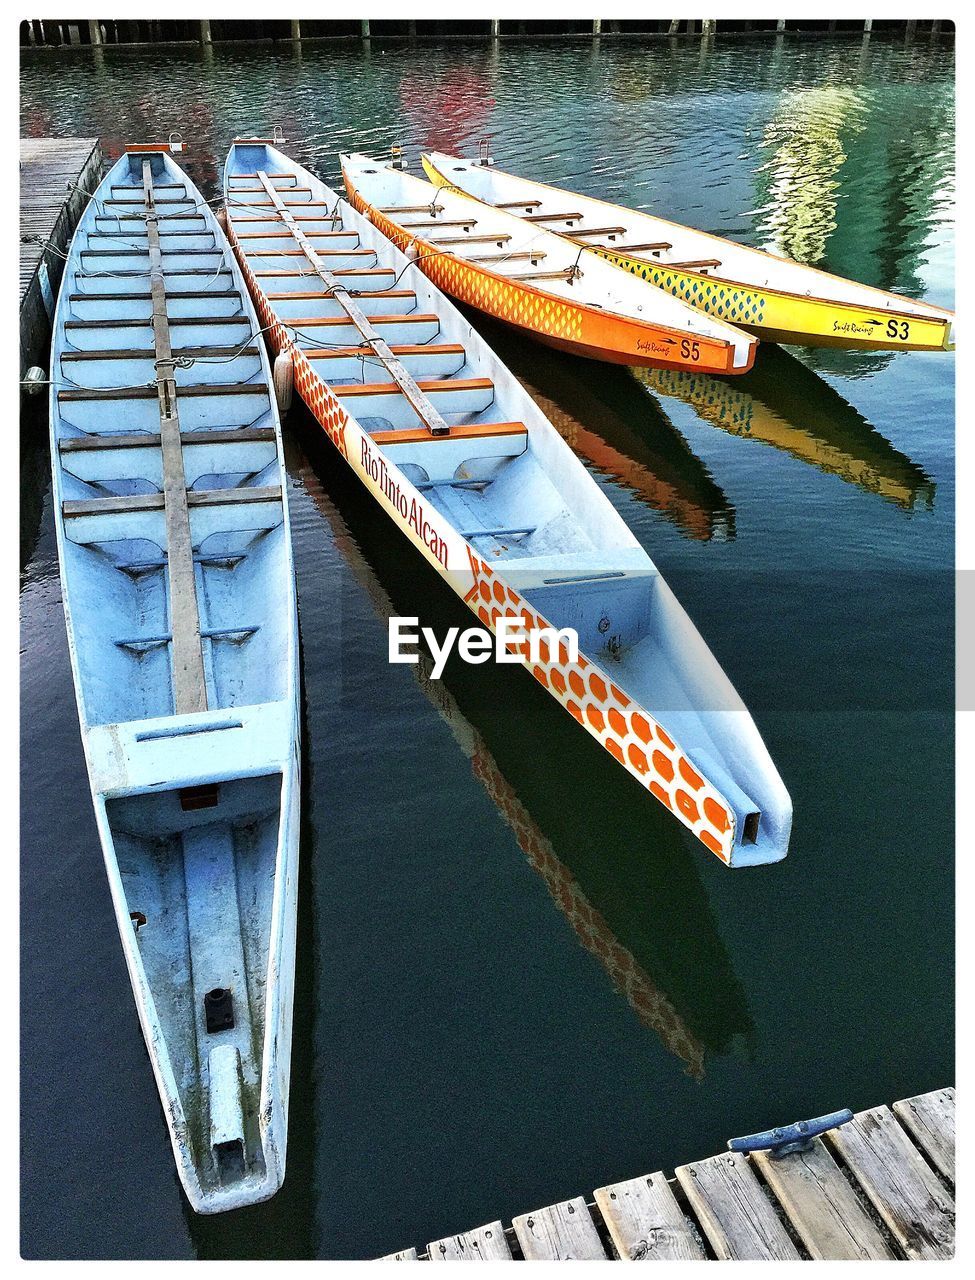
xmin=143 ymin=157 xmax=207 ymax=717
xmin=400 ymin=218 xmax=478 ymax=230
xmin=60 ymin=381 xmax=269 ymax=402
xmin=254 ymin=169 xmax=454 ymax=438
xmin=593 ymin=1172 xmax=705 ymax=1260
xmin=60 ymin=427 xmax=277 ymax=453
xmin=825 ymin=1105 xmax=954 ymax=1259
xmin=369 ymin=421 xmax=527 ymax=447
xmin=568 ymin=225 xmax=628 ymax=238
xmin=524 ymin=210 xmax=584 ymax=223
xmin=892 ymin=1088 xmax=955 ymax=1183
xmin=428 ymin=233 xmax=512 ymax=246
xmin=338 ymin=377 xmax=492 ymax=398
xmin=68 ymin=289 xmax=241 ymax=303
xmin=291 ymin=311 xmax=439 ymax=328
xmin=63 ymin=484 xmax=282 ymax=517
xmin=379 ymin=204 xmax=443 ymax=214
xmin=253 ymin=267 xmax=392 ymax=279
xmin=62 ymin=345 xmax=259 ymax=361
xmin=469 ymin=251 xmax=547 ymax=263
xmin=371 ymin=422 xmax=524 ymax=448
xmin=614 ymin=241 xmax=673 ymax=254
xmin=427 ymin=1221 xmax=512 ymax=1261
xmin=751 ymin=1140 xmax=893 ymax=1260
xmin=229 ymin=184 xmax=313 ymax=193
xmin=379 ymin=1248 xmax=419 ymax=1261
xmin=511 ymin=1197 xmax=607 ymax=1260
xmin=675 ymin=1152 xmax=800 ymax=1260
xmin=308 ymin=343 xmax=464 ymax=360
xmin=264 ymin=289 xmax=416 ymax=302
xmin=666 ymin=259 xmax=722 ymax=271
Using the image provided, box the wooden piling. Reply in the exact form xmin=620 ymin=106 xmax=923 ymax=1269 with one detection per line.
xmin=199 ymin=19 xmax=211 ymax=45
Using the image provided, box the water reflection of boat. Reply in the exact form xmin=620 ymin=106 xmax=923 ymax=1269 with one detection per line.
xmin=296 ymin=428 xmax=754 ymax=1072
xmin=467 ymin=313 xmax=736 ymax=542
xmin=641 ymin=346 xmax=935 ymax=511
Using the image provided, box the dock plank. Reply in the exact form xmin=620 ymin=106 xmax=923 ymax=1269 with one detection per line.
xmin=825 ymin=1105 xmax=954 ymax=1259
xmin=893 ymin=1087 xmax=955 ymax=1183
xmin=428 ymin=1221 xmax=512 ymax=1261
xmin=675 ymin=1152 xmax=800 ymax=1260
xmin=20 ymin=135 xmax=102 ymax=372
xmin=752 ymin=1138 xmax=893 ymax=1259
xmin=512 ymin=1197 xmax=607 ymax=1260
xmin=594 ymin=1172 xmax=705 ymax=1260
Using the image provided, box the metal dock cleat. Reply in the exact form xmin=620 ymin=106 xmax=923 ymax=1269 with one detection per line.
xmin=728 ymin=1108 xmax=854 ymax=1159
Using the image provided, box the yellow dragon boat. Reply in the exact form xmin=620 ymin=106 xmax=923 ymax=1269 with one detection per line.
xmin=422 ymin=152 xmax=955 ymax=353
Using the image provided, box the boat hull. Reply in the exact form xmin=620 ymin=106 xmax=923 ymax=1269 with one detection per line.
xmin=49 ymin=145 xmax=300 ymax=1213
xmin=90 ymin=749 xmax=300 ymax=1214
xmin=344 ymin=177 xmax=753 ymax=376
xmin=421 ymin=154 xmax=953 ymax=354
xmin=227 ymin=142 xmax=790 ymax=865
xmin=229 ymin=237 xmax=744 ymax=865
xmin=591 ymin=249 xmax=953 ymax=352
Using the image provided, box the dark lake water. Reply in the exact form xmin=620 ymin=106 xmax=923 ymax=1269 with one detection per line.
xmin=20 ymin=31 xmax=954 ymax=1260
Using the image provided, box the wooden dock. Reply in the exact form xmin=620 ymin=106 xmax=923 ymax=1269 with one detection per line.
xmin=20 ymin=136 xmax=102 ymax=375
xmin=382 ymin=1088 xmax=954 ymax=1260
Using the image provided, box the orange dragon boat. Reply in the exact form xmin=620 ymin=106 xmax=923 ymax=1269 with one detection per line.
xmin=341 ymin=153 xmax=758 ymax=375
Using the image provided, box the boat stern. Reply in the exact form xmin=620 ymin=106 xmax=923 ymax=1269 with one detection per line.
xmin=90 ymin=704 xmax=299 ymax=1213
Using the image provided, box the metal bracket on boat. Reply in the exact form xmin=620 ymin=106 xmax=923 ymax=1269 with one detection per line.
xmin=272 ymin=125 xmax=286 ymax=145
xmin=727 ymin=1109 xmax=853 ymax=1160
xmin=476 ymin=137 xmax=494 ymax=167
xmin=168 ymin=131 xmax=184 ymax=154
xmin=390 ymin=143 xmax=406 ymax=170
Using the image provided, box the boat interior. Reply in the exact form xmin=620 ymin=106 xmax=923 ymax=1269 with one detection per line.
xmin=106 ymin=774 xmax=283 ymax=1190
xmin=53 ymin=147 xmax=295 ymax=1207
xmin=340 ymin=152 xmax=752 ymax=357
xmin=424 ymin=151 xmax=955 ymax=322
xmin=228 ymin=143 xmax=790 ymax=862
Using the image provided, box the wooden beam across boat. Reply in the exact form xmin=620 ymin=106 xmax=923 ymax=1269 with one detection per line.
xmin=142 ymin=157 xmax=207 ymax=715
xmin=254 ymin=169 xmax=454 ymax=436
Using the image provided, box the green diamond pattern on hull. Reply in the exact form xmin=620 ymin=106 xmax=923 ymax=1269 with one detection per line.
xmin=600 ymin=249 xmax=767 ymax=325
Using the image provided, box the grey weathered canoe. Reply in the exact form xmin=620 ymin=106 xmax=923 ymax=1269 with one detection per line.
xmin=49 ymin=142 xmax=299 ymax=1213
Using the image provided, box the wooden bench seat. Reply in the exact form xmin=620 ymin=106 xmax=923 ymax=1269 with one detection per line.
xmin=524 ymin=210 xmax=583 ymax=222
xmin=667 ymin=258 xmax=722 ymax=271
xmin=369 ymin=420 xmax=527 ymax=446
xmin=568 ymin=225 xmax=628 ymax=237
